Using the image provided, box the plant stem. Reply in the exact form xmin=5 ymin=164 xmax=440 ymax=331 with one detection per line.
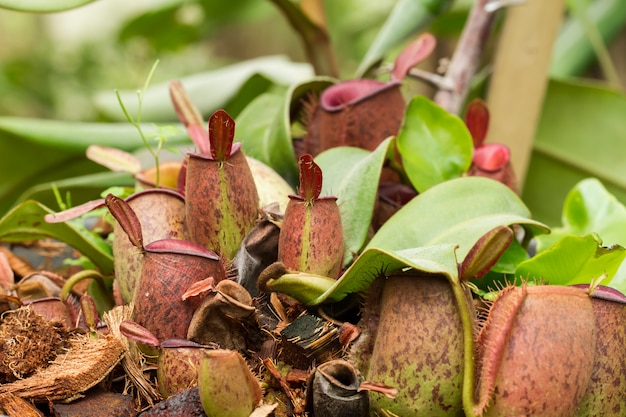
xmin=433 ymin=0 xmax=497 ymax=115
xmin=61 ymin=269 xmax=115 ymax=313
xmin=115 ymin=60 xmax=162 ymax=186
xmin=269 ymin=0 xmax=339 ymax=77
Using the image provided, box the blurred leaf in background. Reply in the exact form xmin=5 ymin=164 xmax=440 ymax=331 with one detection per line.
xmin=0 ymin=0 xmax=625 ymax=224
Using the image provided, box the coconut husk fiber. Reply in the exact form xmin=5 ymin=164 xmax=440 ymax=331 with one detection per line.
xmin=0 ymin=333 xmax=124 ymax=403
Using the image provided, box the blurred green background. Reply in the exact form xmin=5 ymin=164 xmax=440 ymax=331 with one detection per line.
xmin=0 ymin=0 xmax=402 ymax=121
xmin=0 ymin=0 xmax=625 ymax=227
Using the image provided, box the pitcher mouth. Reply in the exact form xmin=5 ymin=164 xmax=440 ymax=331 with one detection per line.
xmin=320 ymin=79 xmax=401 ymax=112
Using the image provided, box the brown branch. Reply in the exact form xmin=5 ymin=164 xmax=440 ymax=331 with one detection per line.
xmin=269 ymin=0 xmax=339 ymax=78
xmin=433 ymin=0 xmax=497 ymax=114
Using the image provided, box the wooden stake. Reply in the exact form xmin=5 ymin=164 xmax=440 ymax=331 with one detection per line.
xmin=485 ymin=0 xmax=567 ymax=189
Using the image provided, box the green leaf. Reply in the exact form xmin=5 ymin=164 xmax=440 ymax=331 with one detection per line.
xmin=516 ymin=234 xmax=626 ymax=290
xmin=396 ymin=96 xmax=473 ymax=192
xmin=236 ymin=93 xmax=297 ymax=185
xmin=0 ymin=117 xmax=187 ymax=216
xmin=0 ymin=0 xmax=94 ymax=12
xmin=0 ymin=117 xmax=187 ymax=151
xmin=236 ymin=78 xmax=334 ymax=186
xmin=550 ymin=0 xmax=626 ymax=77
xmin=356 ymin=0 xmax=453 ymax=77
xmin=367 ymin=176 xmax=549 ymax=261
xmin=259 ymin=269 xmax=338 ymax=306
xmin=261 ymin=244 xmax=460 ymax=306
xmin=535 ymin=178 xmax=626 ymax=251
xmin=0 ymin=200 xmax=113 ymax=274
xmin=119 ymin=2 xmax=202 ymax=52
xmin=16 ymin=171 xmax=134 ymax=210
xmin=315 ymin=138 xmax=393 ymax=266
xmin=489 ymin=239 xmax=530 ymax=274
xmin=94 ymin=56 xmax=314 ymax=122
xmin=312 ymin=244 xmax=460 ymax=305
xmin=523 ymin=79 xmax=626 ymax=226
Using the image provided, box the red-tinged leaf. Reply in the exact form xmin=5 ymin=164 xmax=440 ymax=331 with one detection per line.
xmin=44 ymin=198 xmax=105 ymax=223
xmin=338 ymin=322 xmax=360 ymax=348
xmin=358 ymin=381 xmax=398 ymax=399
xmin=209 ymin=109 xmax=235 ymax=161
xmin=587 ymin=284 xmax=626 ymax=303
xmin=80 ymin=294 xmax=99 ymax=331
xmin=182 ymin=277 xmax=216 ymax=301
xmin=298 ymin=154 xmax=323 ymax=201
xmin=391 ymin=33 xmax=437 ymax=83
xmin=0 ymin=252 xmax=13 ymax=292
xmin=119 ymin=320 xmax=160 ymax=347
xmin=86 ymin=145 xmax=142 ymax=174
xmin=169 ymin=81 xmax=209 ymax=154
xmin=465 ymin=99 xmax=490 ymax=146
xmin=459 ymin=225 xmax=514 ymax=280
xmin=160 ymin=339 xmax=207 ymax=349
xmin=104 ymin=194 xmax=143 ymax=250
xmin=0 ymin=294 xmax=22 ymax=306
xmin=144 ymin=239 xmax=219 ymax=260
xmin=177 ymin=156 xmax=188 ymax=196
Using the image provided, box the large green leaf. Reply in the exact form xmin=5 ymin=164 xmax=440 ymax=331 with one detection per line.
xmin=236 ymin=93 xmax=284 ymax=161
xmin=266 ymin=244 xmax=459 ymax=306
xmin=0 ymin=117 xmax=186 ymax=151
xmin=314 ymin=244 xmax=459 ymax=305
xmin=356 ymin=0 xmax=453 ymax=77
xmin=0 ymin=200 xmax=113 ymax=274
xmin=0 ymin=117 xmax=188 ymax=216
xmin=533 ymin=178 xmax=626 ymax=294
xmin=396 ymin=96 xmax=473 ymax=192
xmin=94 ymin=56 xmax=314 ymax=122
xmin=235 ymin=93 xmax=298 ymax=185
xmin=0 ymin=0 xmax=94 ymax=12
xmin=367 ymin=176 xmax=549 ymax=261
xmin=524 ymin=79 xmax=626 ymax=226
xmin=315 ymin=138 xmax=393 ymax=266
xmin=516 ymin=234 xmax=626 ymax=292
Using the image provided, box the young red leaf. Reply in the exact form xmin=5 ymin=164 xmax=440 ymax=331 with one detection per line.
xmin=182 ymin=277 xmax=216 ymax=301
xmin=209 ymin=109 xmax=235 ymax=161
xmin=86 ymin=145 xmax=142 ymax=174
xmin=459 ymin=225 xmax=514 ymax=280
xmin=465 ymin=98 xmax=490 ymax=146
xmin=44 ymin=198 xmax=105 ymax=223
xmin=473 ymin=143 xmax=510 ymax=172
xmin=169 ymin=81 xmax=209 ymax=154
xmin=298 ymin=154 xmax=323 ymax=202
xmin=80 ymin=294 xmax=99 ymax=332
xmin=391 ymin=33 xmax=437 ymax=83
xmin=105 ymin=194 xmax=144 ymax=250
xmin=119 ymin=320 xmax=161 ymax=347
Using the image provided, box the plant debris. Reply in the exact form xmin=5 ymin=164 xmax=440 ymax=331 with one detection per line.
xmin=0 ymin=307 xmax=69 ymax=383
xmin=0 ymin=332 xmax=124 ymax=403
